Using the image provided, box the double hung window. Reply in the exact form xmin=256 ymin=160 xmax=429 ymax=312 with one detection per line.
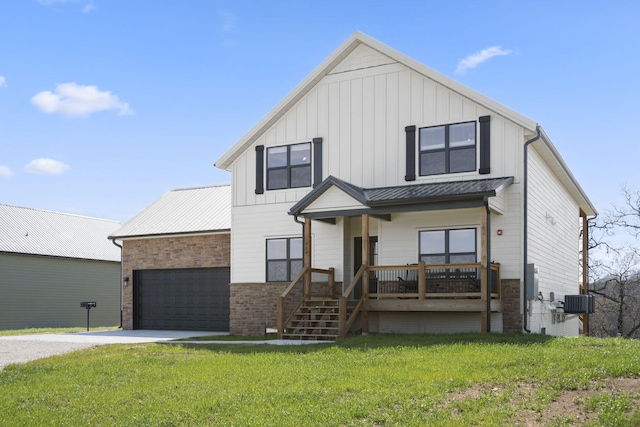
xmin=419 ymin=122 xmax=476 ymax=176
xmin=266 ymin=237 xmax=303 ymax=282
xmin=266 ymin=143 xmax=311 ymax=190
xmin=419 ymin=228 xmax=477 ymax=264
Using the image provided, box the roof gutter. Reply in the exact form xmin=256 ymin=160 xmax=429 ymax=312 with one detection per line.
xmin=484 ymin=196 xmax=492 ymax=332
xmin=523 ymin=125 xmax=542 ymax=333
xmin=110 ymin=238 xmax=123 ymax=328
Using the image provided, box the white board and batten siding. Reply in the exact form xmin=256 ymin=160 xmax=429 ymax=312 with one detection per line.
xmin=232 ymin=43 xmax=528 ymax=208
xmin=231 ymin=204 xmax=344 ymax=284
xmin=525 ymin=145 xmax=582 ymax=335
xmin=230 ymin=44 xmax=535 ymax=282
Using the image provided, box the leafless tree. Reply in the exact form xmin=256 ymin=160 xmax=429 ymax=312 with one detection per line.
xmin=588 ymin=186 xmax=640 ymax=338
xmin=589 ymin=251 xmax=640 ymax=338
xmin=611 ymin=185 xmax=640 ymax=241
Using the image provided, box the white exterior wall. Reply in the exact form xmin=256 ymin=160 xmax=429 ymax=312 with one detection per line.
xmin=525 ymin=144 xmax=582 ymax=336
xmin=231 ymin=203 xmax=344 ymax=283
xmin=231 ymin=45 xmax=525 ymax=206
xmin=229 ymin=45 xmax=530 ymax=284
xmin=491 ymin=186 xmax=524 ymax=280
xmin=379 ymin=209 xmax=479 ymax=265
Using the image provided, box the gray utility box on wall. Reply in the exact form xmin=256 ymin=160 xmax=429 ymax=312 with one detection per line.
xmin=525 ymin=263 xmax=539 ymax=301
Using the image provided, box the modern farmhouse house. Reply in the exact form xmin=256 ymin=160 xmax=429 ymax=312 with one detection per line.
xmin=215 ymin=32 xmax=596 ymax=339
xmin=216 ymin=32 xmax=596 ymax=338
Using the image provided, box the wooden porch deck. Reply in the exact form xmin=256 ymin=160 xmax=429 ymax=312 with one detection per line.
xmin=278 ymin=262 xmax=501 ymax=340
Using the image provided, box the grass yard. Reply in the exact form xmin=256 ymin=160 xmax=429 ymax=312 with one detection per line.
xmin=1 ymin=333 xmax=640 ymax=426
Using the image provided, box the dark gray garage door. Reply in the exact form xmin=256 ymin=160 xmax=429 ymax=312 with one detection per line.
xmin=134 ymin=268 xmax=230 ymax=331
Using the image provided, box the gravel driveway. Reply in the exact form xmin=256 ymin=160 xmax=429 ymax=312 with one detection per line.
xmin=0 ymin=340 xmax=97 ymax=370
xmin=0 ymin=330 xmax=226 ymax=370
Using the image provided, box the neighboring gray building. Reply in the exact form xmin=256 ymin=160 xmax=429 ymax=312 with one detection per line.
xmin=0 ymin=204 xmax=122 ymax=330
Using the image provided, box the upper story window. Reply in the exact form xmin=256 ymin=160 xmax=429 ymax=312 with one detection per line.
xmin=266 ymin=237 xmax=303 ymax=282
xmin=419 ymin=122 xmax=476 ymax=176
xmin=419 ymin=228 xmax=477 ymax=264
xmin=267 ymin=143 xmax=311 ymax=190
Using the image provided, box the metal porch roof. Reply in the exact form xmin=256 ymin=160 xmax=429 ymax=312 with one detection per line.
xmin=289 ymin=176 xmax=514 ymax=218
xmin=365 ymin=177 xmax=514 ymax=205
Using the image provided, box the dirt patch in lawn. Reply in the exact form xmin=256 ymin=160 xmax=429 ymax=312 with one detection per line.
xmin=442 ymin=377 xmax=640 ymax=425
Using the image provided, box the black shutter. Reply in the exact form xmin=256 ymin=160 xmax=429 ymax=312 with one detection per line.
xmin=405 ymin=125 xmax=416 ymax=181
xmin=313 ymin=137 xmax=323 ymax=187
xmin=255 ymin=145 xmax=264 ymax=194
xmin=479 ymin=116 xmax=490 ymax=175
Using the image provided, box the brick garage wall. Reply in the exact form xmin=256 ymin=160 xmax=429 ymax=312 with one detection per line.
xmin=230 ymin=281 xmax=342 ymax=336
xmin=121 ymin=233 xmax=230 ymax=329
xmin=501 ymin=279 xmax=522 ymax=332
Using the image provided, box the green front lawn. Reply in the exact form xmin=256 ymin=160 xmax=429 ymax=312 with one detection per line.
xmin=1 ymin=333 xmax=639 ymax=426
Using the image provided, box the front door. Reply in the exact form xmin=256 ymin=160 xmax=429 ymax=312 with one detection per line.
xmin=353 ymin=236 xmax=378 ymax=299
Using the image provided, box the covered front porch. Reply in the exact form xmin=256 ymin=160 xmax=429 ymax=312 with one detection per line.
xmin=277 ymin=176 xmax=513 ymax=340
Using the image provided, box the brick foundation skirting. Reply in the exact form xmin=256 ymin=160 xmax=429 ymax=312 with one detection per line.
xmin=501 ymin=279 xmax=522 ymax=332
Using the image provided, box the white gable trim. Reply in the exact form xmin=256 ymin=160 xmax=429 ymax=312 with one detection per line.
xmin=301 ymin=185 xmax=367 ymax=214
xmin=215 ymin=31 xmax=537 ymax=171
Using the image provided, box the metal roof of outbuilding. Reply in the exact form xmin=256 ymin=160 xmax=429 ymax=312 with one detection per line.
xmin=109 ymin=185 xmax=231 ymax=239
xmin=0 ymin=204 xmax=122 ymax=262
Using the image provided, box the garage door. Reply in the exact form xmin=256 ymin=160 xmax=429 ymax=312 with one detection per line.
xmin=134 ymin=268 xmax=230 ymax=331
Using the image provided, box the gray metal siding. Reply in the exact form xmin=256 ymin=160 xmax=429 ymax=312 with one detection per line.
xmin=0 ymin=253 xmax=121 ymax=330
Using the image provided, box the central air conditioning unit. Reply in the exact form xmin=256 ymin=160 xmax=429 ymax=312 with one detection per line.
xmin=564 ymin=295 xmax=595 ymax=314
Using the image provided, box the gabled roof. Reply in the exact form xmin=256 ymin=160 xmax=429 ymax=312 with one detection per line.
xmin=215 ymin=31 xmax=537 ymax=171
xmin=0 ymin=204 xmax=122 ymax=262
xmin=534 ymin=127 xmax=597 ymax=216
xmin=214 ymin=31 xmax=596 ymax=217
xmin=289 ymin=176 xmax=514 ymax=220
xmin=109 ymin=185 xmax=231 ymax=239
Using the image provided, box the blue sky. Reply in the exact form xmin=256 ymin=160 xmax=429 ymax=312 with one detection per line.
xmin=1 ymin=1 xmax=639 ymax=225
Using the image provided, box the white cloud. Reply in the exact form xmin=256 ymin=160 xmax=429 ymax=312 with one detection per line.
xmin=24 ymin=158 xmax=70 ymax=175
xmin=31 ymin=83 xmax=134 ymax=117
xmin=38 ymin=0 xmax=95 ymax=13
xmin=0 ymin=75 xmax=5 ymax=87
xmin=0 ymin=166 xmax=12 ymax=177
xmin=81 ymin=1 xmax=95 ymax=13
xmin=218 ymin=10 xmax=236 ymax=32
xmin=455 ymin=46 xmax=513 ymax=75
